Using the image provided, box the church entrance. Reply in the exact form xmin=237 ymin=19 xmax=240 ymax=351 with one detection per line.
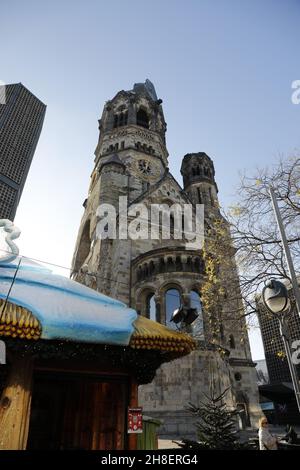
xmin=27 ymin=371 xmax=128 ymax=450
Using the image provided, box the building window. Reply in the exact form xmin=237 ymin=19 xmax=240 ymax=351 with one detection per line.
xmin=136 ymin=109 xmax=149 ymax=129
xmin=165 ymin=288 xmax=181 ymax=329
xmin=146 ymin=293 xmax=156 ymax=322
xmin=229 ymin=334 xmax=236 ymax=349
xmin=209 ymin=187 xmax=214 ymax=206
xmin=197 ymin=187 xmax=202 ymax=204
xmin=113 ymin=111 xmax=128 ymax=128
xmin=190 ymin=290 xmax=204 ymax=339
xmin=170 ymin=215 xmax=174 ymax=239
xmin=235 ymin=372 xmax=242 ymax=381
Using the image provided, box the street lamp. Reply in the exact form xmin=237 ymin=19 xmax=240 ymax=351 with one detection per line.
xmin=262 ymin=279 xmax=300 ymax=413
xmin=262 ymin=279 xmax=290 ymax=314
xmin=171 ymin=307 xmax=199 ymax=325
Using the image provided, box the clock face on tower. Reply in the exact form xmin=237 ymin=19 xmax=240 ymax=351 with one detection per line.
xmin=130 ymin=157 xmax=161 ymax=181
xmin=138 ymin=159 xmax=152 ymax=175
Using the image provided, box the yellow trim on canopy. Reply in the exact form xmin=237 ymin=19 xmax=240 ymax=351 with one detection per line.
xmin=0 ymin=299 xmax=41 ymax=340
xmin=130 ymin=315 xmax=196 ymax=354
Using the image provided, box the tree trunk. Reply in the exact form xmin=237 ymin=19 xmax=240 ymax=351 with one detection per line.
xmin=0 ymin=356 xmax=33 ymax=450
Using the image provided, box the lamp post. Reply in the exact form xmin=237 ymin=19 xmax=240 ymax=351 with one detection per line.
xmin=262 ymin=279 xmax=300 ymax=413
xmin=269 ymin=186 xmax=300 ymax=319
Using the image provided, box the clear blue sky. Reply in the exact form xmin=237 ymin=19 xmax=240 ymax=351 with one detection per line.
xmin=1 ymin=0 xmax=300 ymax=359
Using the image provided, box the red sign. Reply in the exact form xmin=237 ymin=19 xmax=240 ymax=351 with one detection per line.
xmin=128 ymin=407 xmax=143 ymax=433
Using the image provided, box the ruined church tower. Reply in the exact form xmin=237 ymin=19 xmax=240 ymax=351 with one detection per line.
xmin=71 ymin=80 xmax=261 ymax=437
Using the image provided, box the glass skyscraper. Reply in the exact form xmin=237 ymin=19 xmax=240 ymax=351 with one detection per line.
xmin=0 ymin=83 xmax=46 ymax=219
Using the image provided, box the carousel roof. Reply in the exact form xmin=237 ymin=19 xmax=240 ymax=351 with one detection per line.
xmin=0 ymin=220 xmax=195 ymax=360
xmin=0 ymin=258 xmax=137 ymax=346
xmin=0 ymin=298 xmax=195 ymax=355
xmin=0 ymin=259 xmax=195 ymax=356
xmin=131 ymin=315 xmax=195 ymax=354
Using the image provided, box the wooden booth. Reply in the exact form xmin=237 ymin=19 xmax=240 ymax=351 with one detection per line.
xmin=0 ymin=299 xmax=195 ymax=450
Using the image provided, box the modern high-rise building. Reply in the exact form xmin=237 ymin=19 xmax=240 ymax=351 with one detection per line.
xmin=0 ymin=83 xmax=46 ymax=220
xmin=258 ymin=302 xmax=300 ymax=383
xmin=257 ymin=292 xmax=300 ymax=424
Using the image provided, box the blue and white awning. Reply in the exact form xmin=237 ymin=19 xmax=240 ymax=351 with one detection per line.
xmin=0 ymin=257 xmax=137 ymax=345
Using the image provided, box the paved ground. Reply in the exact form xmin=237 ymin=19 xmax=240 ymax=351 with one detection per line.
xmin=158 ymin=426 xmax=300 ymax=449
xmin=158 ymin=439 xmax=181 ymax=449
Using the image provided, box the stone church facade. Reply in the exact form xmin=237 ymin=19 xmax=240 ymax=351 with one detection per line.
xmin=71 ymin=80 xmax=261 ymax=437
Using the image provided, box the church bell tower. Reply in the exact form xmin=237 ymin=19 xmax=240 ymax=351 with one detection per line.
xmin=181 ymin=152 xmax=219 ymax=210
xmin=93 ymin=79 xmax=168 ymax=204
xmin=71 ymin=80 xmax=170 ymax=290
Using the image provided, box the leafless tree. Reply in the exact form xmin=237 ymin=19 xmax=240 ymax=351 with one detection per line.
xmin=225 ymin=153 xmax=300 ymax=322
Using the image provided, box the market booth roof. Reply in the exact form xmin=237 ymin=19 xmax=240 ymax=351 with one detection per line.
xmin=0 ymin=258 xmax=195 ymax=357
xmin=0 ymin=297 xmax=195 ymax=356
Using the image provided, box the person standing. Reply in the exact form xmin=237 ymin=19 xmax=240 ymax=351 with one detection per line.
xmin=258 ymin=417 xmax=278 ymax=450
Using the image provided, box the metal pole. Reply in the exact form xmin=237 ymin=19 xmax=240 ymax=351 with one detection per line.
xmin=0 ymin=255 xmax=22 ymax=315
xmin=278 ymin=315 xmax=300 ymax=413
xmin=269 ymin=186 xmax=300 ymax=319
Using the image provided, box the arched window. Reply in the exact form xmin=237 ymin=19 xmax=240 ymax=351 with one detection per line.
xmin=143 ymin=263 xmax=149 ymax=278
xmin=229 ymin=334 xmax=235 ymax=349
xmin=220 ymin=323 xmax=224 ymax=340
xmin=146 ymin=293 xmax=156 ymax=322
xmin=175 ymin=256 xmax=182 ymax=271
xmin=186 ymin=257 xmax=192 ymax=271
xmin=113 ymin=115 xmax=118 ymax=128
xmin=235 ymin=372 xmax=242 ymax=381
xmin=236 ymin=392 xmax=251 ymax=428
xmin=165 ymin=288 xmax=181 ymax=329
xmin=113 ymin=111 xmax=128 ymax=128
xmin=137 ymin=266 xmax=143 ymax=281
xmin=167 ymin=257 xmax=174 ymax=272
xmin=194 ymin=257 xmax=202 ymax=272
xmin=190 ymin=290 xmax=204 ymax=339
xmin=149 ymin=260 xmax=155 ymax=275
xmin=136 ymin=109 xmax=149 ymax=129
xmin=197 ymin=188 xmax=202 ymax=204
xmin=170 ymin=215 xmax=174 ymax=239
